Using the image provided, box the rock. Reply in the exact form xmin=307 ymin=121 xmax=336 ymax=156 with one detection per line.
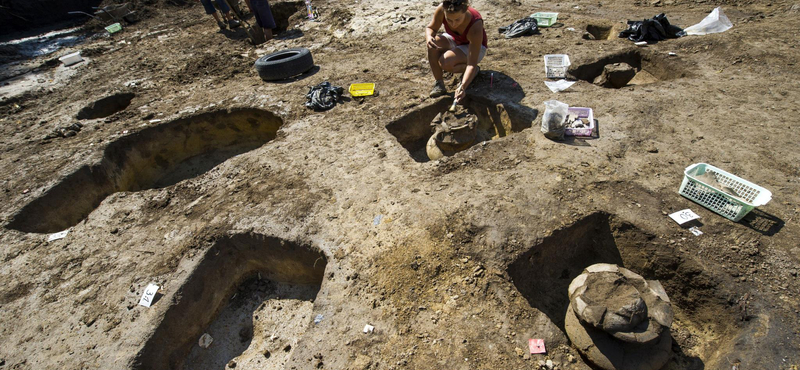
xmin=593 ymin=63 xmax=636 ymax=88
xmin=546 ymin=359 xmax=554 ymax=369
xmin=227 ymin=360 xmax=236 ymax=368
xmin=565 ymin=264 xmax=674 ymax=370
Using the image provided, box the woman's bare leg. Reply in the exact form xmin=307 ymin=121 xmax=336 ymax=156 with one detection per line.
xmin=427 ymin=35 xmax=452 ymax=81
xmin=439 ymin=48 xmax=469 ymax=74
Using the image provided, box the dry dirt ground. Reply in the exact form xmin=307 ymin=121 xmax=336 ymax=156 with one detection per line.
xmin=1 ymin=0 xmax=799 ymax=369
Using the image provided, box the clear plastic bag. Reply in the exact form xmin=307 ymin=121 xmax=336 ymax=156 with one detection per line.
xmin=683 ymin=7 xmax=732 ymax=36
xmin=541 ymin=100 xmax=568 ymax=140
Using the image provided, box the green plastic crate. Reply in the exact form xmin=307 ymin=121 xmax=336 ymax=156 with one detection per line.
xmin=678 ymin=163 xmax=772 ymax=221
xmin=531 ymin=12 xmax=559 ymax=27
xmin=105 ymin=23 xmax=122 ymax=34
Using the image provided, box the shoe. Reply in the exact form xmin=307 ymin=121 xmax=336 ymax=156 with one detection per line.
xmin=217 ymin=21 xmax=227 ymax=30
xmin=228 ymin=19 xmax=241 ymax=28
xmin=429 ymin=80 xmax=447 ymax=98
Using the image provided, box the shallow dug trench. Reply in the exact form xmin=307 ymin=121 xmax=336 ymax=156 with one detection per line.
xmin=568 ymin=49 xmax=691 ymax=87
xmin=583 ymin=24 xmax=613 ymax=40
xmin=7 ymin=108 xmax=282 ymax=233
xmin=507 ymin=212 xmax=752 ymax=369
xmin=385 ymin=96 xmax=537 ymax=162
xmin=132 ymin=233 xmax=328 ymax=370
xmin=76 ymin=92 xmax=135 ymax=120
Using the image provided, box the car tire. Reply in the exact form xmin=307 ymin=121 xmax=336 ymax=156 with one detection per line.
xmin=254 ymin=48 xmax=314 ymax=81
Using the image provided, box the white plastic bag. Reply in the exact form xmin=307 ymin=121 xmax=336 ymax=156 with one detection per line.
xmin=683 ymin=7 xmax=732 ymax=36
xmin=544 ymin=80 xmax=576 ymax=93
xmin=541 ymin=100 xmax=568 ymax=140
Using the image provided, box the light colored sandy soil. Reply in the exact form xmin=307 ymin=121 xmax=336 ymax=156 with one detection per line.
xmin=0 ymin=0 xmax=799 ymax=369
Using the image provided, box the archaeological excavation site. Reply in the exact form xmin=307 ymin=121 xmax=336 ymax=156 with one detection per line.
xmin=0 ymin=0 xmax=799 ymax=369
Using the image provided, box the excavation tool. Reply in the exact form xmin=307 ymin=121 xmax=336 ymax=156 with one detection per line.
xmin=218 ymin=0 xmax=266 ymax=45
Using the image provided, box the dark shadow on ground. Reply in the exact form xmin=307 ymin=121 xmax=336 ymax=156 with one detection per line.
xmin=266 ymin=65 xmax=320 ymax=84
xmin=275 ymin=29 xmax=304 ymax=40
xmin=739 ymin=209 xmax=784 ymax=236
xmin=507 ymin=213 xmax=624 ymax=331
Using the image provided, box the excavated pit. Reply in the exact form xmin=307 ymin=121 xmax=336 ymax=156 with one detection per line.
xmin=507 ymin=212 xmax=745 ymax=369
xmin=132 ymin=233 xmax=328 ymax=370
xmin=76 ymin=92 xmax=135 ymax=120
xmin=7 ymin=108 xmax=283 ymax=234
xmin=584 ymin=24 xmax=613 ymax=40
xmin=385 ymin=96 xmax=537 ymax=162
xmin=568 ymin=50 xmax=690 ymax=87
xmin=270 ymin=1 xmax=305 ymax=34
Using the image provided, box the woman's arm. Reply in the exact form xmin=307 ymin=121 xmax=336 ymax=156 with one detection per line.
xmin=426 ymin=6 xmax=444 ymax=49
xmin=455 ymin=19 xmax=484 ymax=101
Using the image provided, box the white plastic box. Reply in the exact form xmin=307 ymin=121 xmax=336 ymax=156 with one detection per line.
xmin=678 ymin=163 xmax=772 ymax=221
xmin=544 ymin=54 xmax=570 ymax=79
xmin=58 ymin=51 xmax=83 ymax=66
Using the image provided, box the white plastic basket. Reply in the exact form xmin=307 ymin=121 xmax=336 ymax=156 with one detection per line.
xmin=544 ymin=54 xmax=570 ymax=79
xmin=678 ymin=163 xmax=772 ymax=221
xmin=58 ymin=51 xmax=83 ymax=66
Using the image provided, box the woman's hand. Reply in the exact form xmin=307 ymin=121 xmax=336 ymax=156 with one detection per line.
xmin=426 ymin=34 xmax=438 ymax=50
xmin=454 ymin=84 xmax=466 ymax=102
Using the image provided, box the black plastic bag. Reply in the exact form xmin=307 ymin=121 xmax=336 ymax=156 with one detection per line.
xmin=498 ymin=17 xmax=539 ymax=38
xmin=305 ymin=82 xmax=344 ymax=111
xmin=618 ymin=13 xmax=685 ymax=43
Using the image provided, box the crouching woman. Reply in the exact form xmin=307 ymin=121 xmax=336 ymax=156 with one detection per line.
xmin=425 ymin=0 xmax=487 ymax=101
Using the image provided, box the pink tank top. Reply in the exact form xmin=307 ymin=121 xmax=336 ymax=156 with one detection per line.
xmin=443 ymin=7 xmax=488 ymax=48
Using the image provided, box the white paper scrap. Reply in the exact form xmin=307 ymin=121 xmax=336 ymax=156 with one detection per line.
xmin=689 ymin=226 xmax=703 ymax=236
xmin=363 ymin=324 xmax=375 ymax=333
xmin=669 ymin=209 xmax=700 ymax=225
xmin=199 ymin=333 xmax=213 ymax=348
xmin=138 ymin=283 xmax=160 ymax=307
xmin=544 ymin=80 xmax=576 ymax=93
xmin=47 ymin=229 xmax=69 ymax=242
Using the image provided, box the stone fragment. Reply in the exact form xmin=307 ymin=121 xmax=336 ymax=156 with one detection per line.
xmin=593 ymin=63 xmax=636 ymax=88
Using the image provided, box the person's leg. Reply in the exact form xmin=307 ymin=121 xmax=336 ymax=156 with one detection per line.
xmin=253 ymin=0 xmax=277 ymax=28
xmin=213 ymin=0 xmax=240 ymax=27
xmin=201 ymin=0 xmax=228 ymax=29
xmin=427 ymin=34 xmax=454 ymax=80
xmin=427 ymin=34 xmax=454 ymax=97
xmin=439 ymin=48 xmax=469 ymax=73
xmin=250 ymin=0 xmax=276 ymax=40
xmin=447 ymin=45 xmax=486 ymax=73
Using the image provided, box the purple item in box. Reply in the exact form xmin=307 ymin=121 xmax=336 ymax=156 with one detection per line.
xmin=565 ymin=107 xmax=594 ymax=137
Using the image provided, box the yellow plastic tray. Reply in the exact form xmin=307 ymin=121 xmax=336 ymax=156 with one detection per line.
xmin=349 ymin=83 xmax=375 ymax=97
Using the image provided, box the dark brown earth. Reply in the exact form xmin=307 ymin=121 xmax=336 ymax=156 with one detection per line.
xmin=1 ymin=0 xmax=799 ymax=369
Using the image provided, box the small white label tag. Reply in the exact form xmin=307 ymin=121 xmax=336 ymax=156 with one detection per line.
xmin=363 ymin=324 xmax=374 ymax=333
xmin=138 ymin=283 xmax=160 ymax=307
xmin=669 ymin=209 xmax=700 ymax=225
xmin=47 ymin=230 xmax=69 ymax=242
xmin=689 ymin=226 xmax=703 ymax=236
